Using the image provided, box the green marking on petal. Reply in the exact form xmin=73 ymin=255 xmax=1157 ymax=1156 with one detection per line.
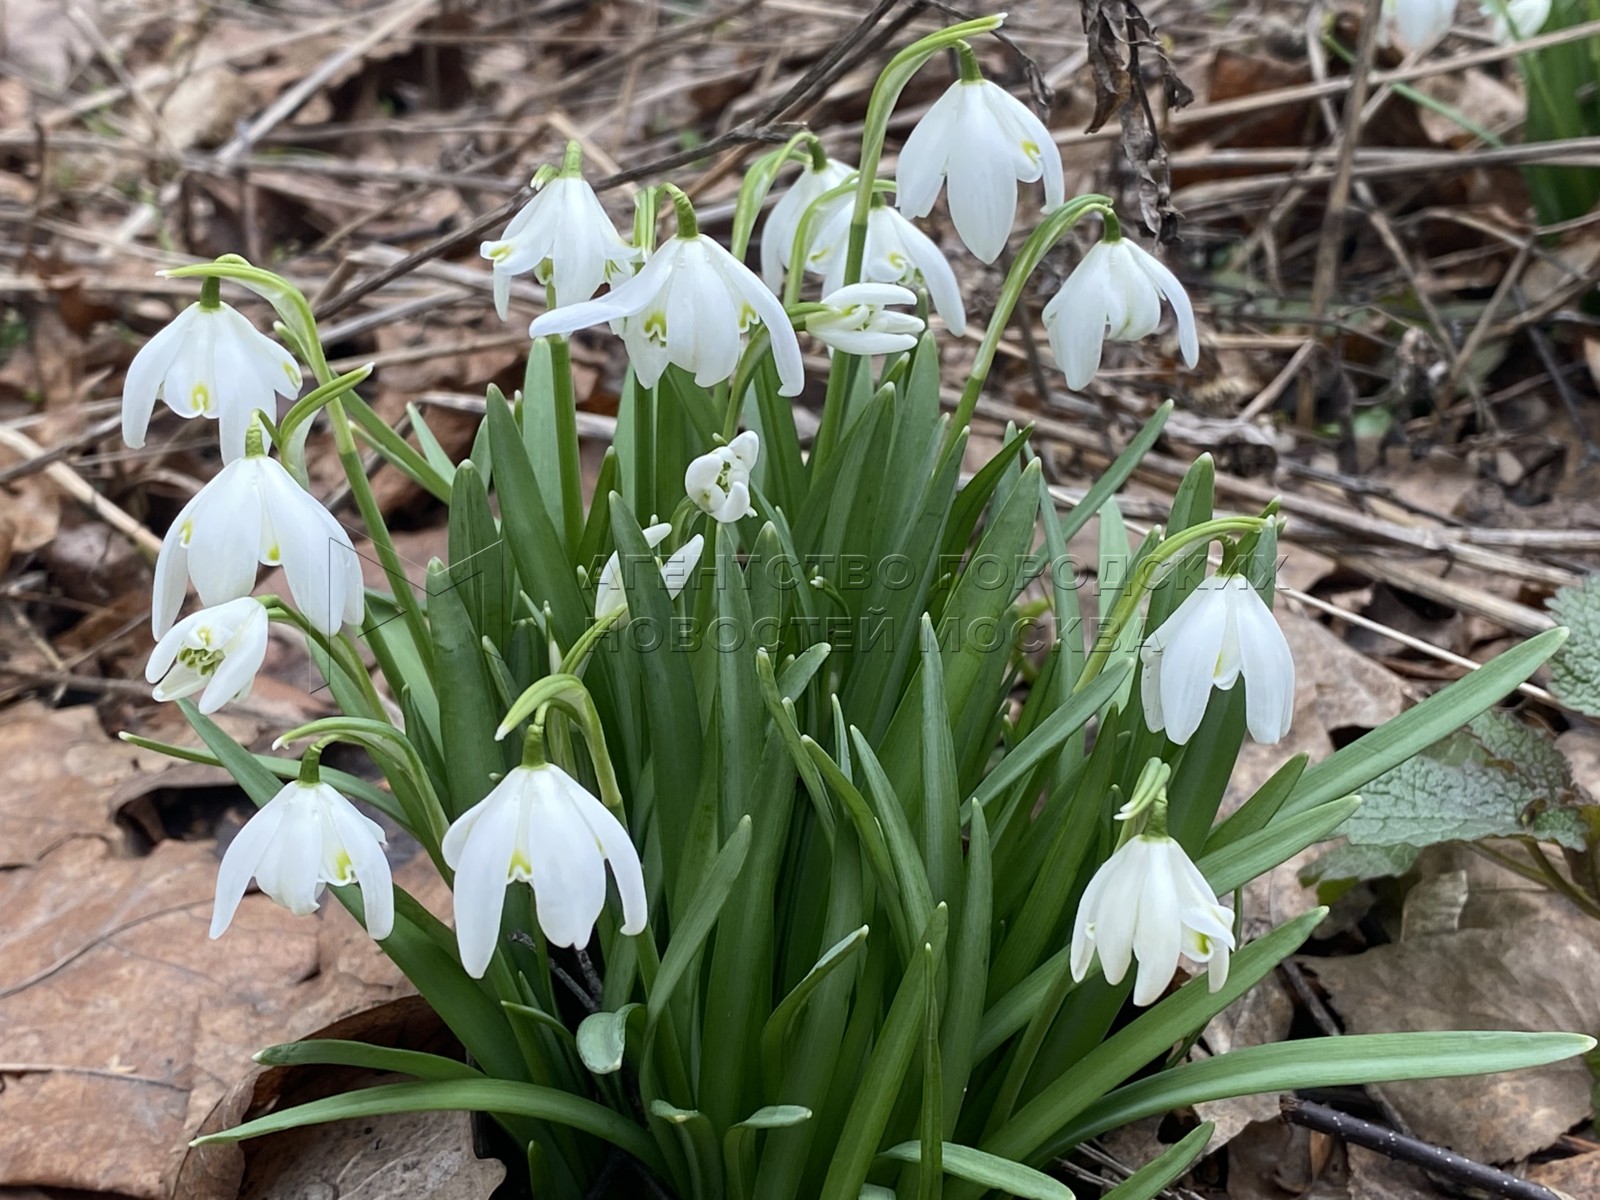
xmin=642 ymin=310 xmax=668 ymax=346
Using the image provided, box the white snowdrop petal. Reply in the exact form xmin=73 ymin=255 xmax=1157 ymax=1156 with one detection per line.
xmin=1130 ymin=843 xmax=1184 ymax=1005
xmin=327 ymin=797 xmax=394 ymax=940
xmin=209 ymin=794 xmax=290 ymax=938
xmin=564 ymin=774 xmax=649 ymax=936
xmin=449 ymin=789 xmax=523 ymax=977
xmin=1157 ymin=584 xmax=1231 ymax=744
xmin=894 ymin=84 xmax=963 ymax=219
xmin=945 ymin=133 xmax=1018 ymax=263
xmin=1128 ymin=243 xmax=1200 ymax=367
xmin=527 ymin=775 xmax=608 ymax=949
xmin=1233 ymin=585 xmax=1296 ymax=744
xmin=1045 ymin=252 xmax=1111 ymax=390
xmin=718 ymin=242 xmax=805 ymax=396
xmin=893 ymin=213 xmax=966 ymax=336
xmin=122 ymin=305 xmax=198 ymax=448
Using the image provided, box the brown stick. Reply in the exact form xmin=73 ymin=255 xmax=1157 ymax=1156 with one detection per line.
xmin=1280 ymin=1097 xmax=1565 ymax=1200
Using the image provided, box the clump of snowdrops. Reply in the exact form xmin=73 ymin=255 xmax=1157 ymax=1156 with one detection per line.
xmin=123 ymin=16 xmax=1589 ymax=1199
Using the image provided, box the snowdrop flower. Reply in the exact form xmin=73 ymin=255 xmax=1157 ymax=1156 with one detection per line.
xmin=1071 ymin=833 xmax=1235 ymax=1005
xmin=593 ymin=523 xmax=704 ymax=621
xmin=153 ymin=424 xmax=363 ymax=639
xmin=895 ymin=46 xmax=1064 ymax=263
xmin=1483 ymin=0 xmax=1548 ymax=41
xmin=480 ymin=142 xmax=639 ymax=320
xmin=805 ymin=283 xmax=924 ymax=355
xmin=686 ymin=431 xmax=759 ymax=523
xmin=1381 ymin=0 xmax=1455 ymax=47
xmin=1140 ymin=573 xmax=1295 ymax=746
xmin=1043 ymin=235 xmax=1198 ymax=390
xmin=210 ymin=778 xmax=393 ymax=941
xmin=442 ymin=762 xmax=647 ymax=976
xmin=816 ymin=203 xmax=965 ymax=335
xmin=122 ymin=295 xmax=302 ymax=464
xmin=761 ymin=153 xmax=854 ymax=291
xmin=146 ymin=597 xmax=269 ymax=714
xmin=528 ymin=192 xmax=804 ymax=396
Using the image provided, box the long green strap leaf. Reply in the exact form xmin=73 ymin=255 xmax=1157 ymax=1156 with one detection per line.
xmin=254 ymin=1039 xmax=482 ymax=1082
xmin=1286 ymin=627 xmax=1568 ymax=815
xmin=880 ymin=1142 xmax=1072 ymax=1199
xmin=191 ymin=1078 xmax=667 ymax=1175
xmin=1101 ymin=1121 xmax=1213 ymax=1200
xmin=1037 ymin=1031 xmax=1594 ymax=1161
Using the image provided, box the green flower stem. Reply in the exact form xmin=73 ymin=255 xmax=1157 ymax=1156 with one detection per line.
xmin=560 ymin=607 xmax=628 ymax=678
xmin=260 ymin=599 xmax=384 ymax=720
xmin=956 ymin=41 xmax=984 ymax=83
xmin=842 ymin=14 xmax=1004 ymax=287
xmin=498 ymin=673 xmax=628 ymax=819
xmin=945 ymin=195 xmax=1115 ymax=451
xmin=808 ymin=351 xmax=859 ymax=480
xmin=545 ymin=328 xmax=586 ymax=558
xmin=783 ymin=177 xmax=880 ymax=308
xmin=275 ymin=714 xmax=452 ymax=854
xmin=326 ymin=393 xmax=434 ymax=678
xmin=1074 ymin=517 xmax=1269 ymax=692
xmin=198 ymin=276 xmax=222 ymax=309
xmin=634 ymin=381 xmax=656 ymax=518
xmin=663 ymin=183 xmax=699 ymax=239
xmin=560 ymin=139 xmax=583 ymax=176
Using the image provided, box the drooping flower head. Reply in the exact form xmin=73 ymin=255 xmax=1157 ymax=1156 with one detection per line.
xmin=210 ymin=777 xmax=393 ymax=942
xmin=1140 ymin=572 xmax=1295 ymax=746
xmin=895 ymin=43 xmax=1065 ymax=264
xmin=761 ymin=151 xmax=854 ymax=292
xmin=442 ymin=761 xmax=647 ymax=977
xmin=146 ymin=597 xmax=269 ymax=714
xmin=686 ymin=431 xmax=759 ymax=524
xmin=481 ymin=141 xmax=639 ymax=319
xmin=1071 ymin=831 xmax=1235 ymax=1005
xmin=1043 ymin=233 xmax=1198 ymax=390
xmin=593 ymin=523 xmax=704 ymax=621
xmin=805 ymin=283 xmax=925 ymax=356
xmin=1381 ymin=0 xmax=1456 ymax=47
xmin=153 ymin=418 xmax=363 ymax=638
xmin=815 ymin=201 xmax=965 ymax=336
xmin=1482 ymin=0 xmax=1548 ymax=41
xmin=528 ymin=188 xmax=804 ymax=396
xmin=122 ymin=289 xmax=302 ymax=464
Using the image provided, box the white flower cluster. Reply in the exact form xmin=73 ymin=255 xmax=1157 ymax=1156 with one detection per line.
xmin=479 ymin=72 xmax=1199 ymax=393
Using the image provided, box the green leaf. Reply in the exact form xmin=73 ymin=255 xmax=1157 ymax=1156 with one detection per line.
xmin=761 ymin=926 xmax=870 ymax=1093
xmin=1286 ymin=628 xmax=1569 ymax=815
xmin=610 ymin=495 xmax=705 ymax=913
xmin=819 ymin=908 xmax=948 ymax=1200
xmin=647 ymin=816 xmax=752 ymax=1030
xmin=1101 ymin=1122 xmax=1212 ymax=1200
xmin=1203 ymin=753 xmax=1308 ymax=856
xmin=577 ymin=1004 xmax=642 ymax=1075
xmin=726 ymin=1106 xmax=813 ymax=1200
xmin=1198 ymin=796 xmax=1360 ymax=896
xmin=940 ymin=799 xmax=991 ymax=1137
xmin=428 ymin=559 xmax=511 ymax=819
xmin=879 ymin=1142 xmax=1072 ymax=1199
xmin=254 ymin=1040 xmax=482 ymax=1082
xmin=1342 ymin=712 xmax=1590 ymax=851
xmin=192 ymin=1078 xmax=666 ymax=1174
xmin=1053 ymin=401 xmax=1173 ymax=546
xmin=1035 ymin=1032 xmax=1595 ymax=1161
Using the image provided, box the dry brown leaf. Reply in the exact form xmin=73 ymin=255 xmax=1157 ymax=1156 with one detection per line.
xmin=1531 ymin=1149 xmax=1600 ymax=1199
xmin=0 ymin=701 xmax=168 ymax=867
xmin=1306 ymin=914 xmax=1600 ymax=1163
xmin=0 ymin=799 xmax=430 ymax=1195
xmin=241 ymin=1105 xmax=504 ymax=1200
xmin=1193 ymin=974 xmax=1296 ymax=1147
